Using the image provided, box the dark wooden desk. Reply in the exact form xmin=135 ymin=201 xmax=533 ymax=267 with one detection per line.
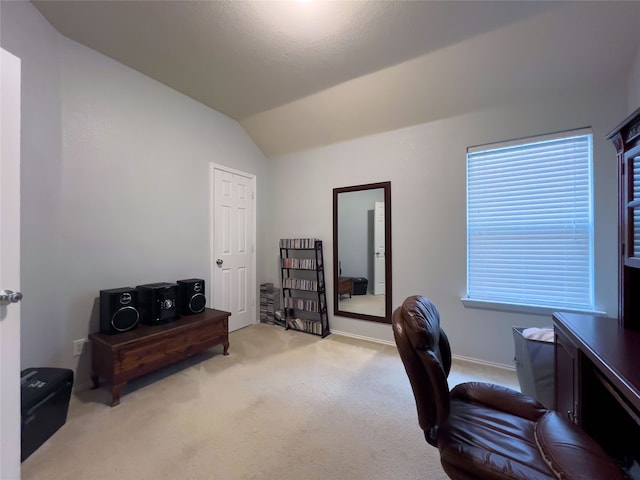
xmin=554 ymin=312 xmax=640 ymax=475
xmin=90 ymin=308 xmax=230 ymax=406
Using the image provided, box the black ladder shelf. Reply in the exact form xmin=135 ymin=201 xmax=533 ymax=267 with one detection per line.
xmin=279 ymin=238 xmax=329 ymax=337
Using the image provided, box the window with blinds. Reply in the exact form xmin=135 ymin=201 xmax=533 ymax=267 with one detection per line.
xmin=631 ymin=154 xmax=640 ymax=257
xmin=466 ymin=129 xmax=594 ymax=311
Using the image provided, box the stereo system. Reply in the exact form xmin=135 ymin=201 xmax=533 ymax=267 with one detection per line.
xmin=99 ymin=278 xmax=206 ymax=334
xmin=137 ymin=282 xmax=179 ymax=326
xmin=177 ymin=278 xmax=206 ymax=315
xmin=99 ymin=287 xmax=140 ymax=334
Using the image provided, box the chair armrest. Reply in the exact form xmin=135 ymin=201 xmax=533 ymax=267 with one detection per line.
xmin=451 ymin=381 xmax=547 ymax=421
xmin=536 ymin=411 xmax=626 ymax=479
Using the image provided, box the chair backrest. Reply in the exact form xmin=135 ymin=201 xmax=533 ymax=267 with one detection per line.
xmin=392 ymin=295 xmax=452 ymax=446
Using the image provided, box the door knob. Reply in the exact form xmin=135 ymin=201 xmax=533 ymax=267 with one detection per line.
xmin=0 ymin=290 xmax=23 ymax=306
xmin=216 ymin=259 xmax=223 ymax=266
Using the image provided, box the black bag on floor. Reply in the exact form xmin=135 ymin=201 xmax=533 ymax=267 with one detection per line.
xmin=21 ymin=367 xmax=73 ymax=461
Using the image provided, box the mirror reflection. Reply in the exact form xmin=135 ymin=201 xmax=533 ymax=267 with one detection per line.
xmin=333 ymin=182 xmax=391 ymax=323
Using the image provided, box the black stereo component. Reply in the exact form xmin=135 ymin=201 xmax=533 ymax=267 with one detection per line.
xmin=177 ymin=278 xmax=206 ymax=315
xmin=99 ymin=287 xmax=140 ymax=334
xmin=136 ymin=282 xmax=179 ymax=325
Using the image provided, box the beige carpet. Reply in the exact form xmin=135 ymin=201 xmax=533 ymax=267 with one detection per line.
xmin=21 ymin=324 xmax=518 ymax=480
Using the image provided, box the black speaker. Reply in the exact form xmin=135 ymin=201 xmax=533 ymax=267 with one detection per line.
xmin=136 ymin=282 xmax=179 ymax=325
xmin=177 ymin=278 xmax=206 ymax=315
xmin=99 ymin=287 xmax=140 ymax=334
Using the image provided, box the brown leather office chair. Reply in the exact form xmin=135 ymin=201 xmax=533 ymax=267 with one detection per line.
xmin=392 ymin=295 xmax=626 ymax=480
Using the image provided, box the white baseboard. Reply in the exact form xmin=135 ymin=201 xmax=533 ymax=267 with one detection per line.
xmin=330 ymin=329 xmax=516 ymax=372
xmin=329 ymin=329 xmax=396 ymax=347
xmin=452 ymin=354 xmax=516 ymax=373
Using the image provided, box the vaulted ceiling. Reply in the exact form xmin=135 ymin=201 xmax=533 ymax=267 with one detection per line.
xmin=32 ymin=1 xmax=640 ymax=157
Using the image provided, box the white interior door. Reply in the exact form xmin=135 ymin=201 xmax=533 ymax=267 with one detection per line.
xmin=1 ymin=48 xmax=22 ymax=480
xmin=211 ymin=165 xmax=255 ymax=332
xmin=373 ymin=201 xmax=385 ymax=295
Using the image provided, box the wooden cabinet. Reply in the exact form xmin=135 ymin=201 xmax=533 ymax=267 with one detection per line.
xmin=554 ymin=319 xmax=579 ymax=423
xmin=553 ymin=312 xmax=640 ymax=475
xmin=338 ymin=277 xmax=353 ymax=298
xmin=89 ymin=308 xmax=230 ymax=406
xmin=608 ymin=106 xmax=640 ymax=329
xmin=549 ymin=109 xmax=640 ymax=477
xmin=279 ymin=238 xmax=329 ymax=337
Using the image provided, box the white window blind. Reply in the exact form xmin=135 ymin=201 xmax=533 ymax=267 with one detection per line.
xmin=466 ymin=129 xmax=594 ymax=311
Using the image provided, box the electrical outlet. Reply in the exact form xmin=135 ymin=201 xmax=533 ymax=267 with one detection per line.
xmin=72 ymin=338 xmax=87 ymax=357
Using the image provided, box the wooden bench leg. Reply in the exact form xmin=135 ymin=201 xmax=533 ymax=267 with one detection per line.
xmin=111 ymin=382 xmax=126 ymax=407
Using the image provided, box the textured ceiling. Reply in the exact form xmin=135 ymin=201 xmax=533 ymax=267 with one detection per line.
xmin=31 ymin=1 xmax=640 ymax=157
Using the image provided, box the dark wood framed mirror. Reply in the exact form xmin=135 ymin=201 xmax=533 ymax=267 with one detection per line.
xmin=333 ymin=181 xmax=392 ymax=324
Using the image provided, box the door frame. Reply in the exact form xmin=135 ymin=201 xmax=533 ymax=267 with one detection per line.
xmin=208 ymin=163 xmax=257 ymax=325
xmin=1 ymin=47 xmax=22 ymax=480
xmin=373 ymin=201 xmax=385 ymax=295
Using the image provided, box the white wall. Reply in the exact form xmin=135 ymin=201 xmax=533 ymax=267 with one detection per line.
xmin=1 ymin=1 xmax=271 ymax=387
xmin=270 ymin=82 xmax=627 ymax=368
xmin=628 ymin=44 xmax=640 ymax=113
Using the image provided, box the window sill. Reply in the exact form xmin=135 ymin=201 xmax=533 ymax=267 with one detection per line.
xmin=460 ymin=297 xmax=607 ymax=317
